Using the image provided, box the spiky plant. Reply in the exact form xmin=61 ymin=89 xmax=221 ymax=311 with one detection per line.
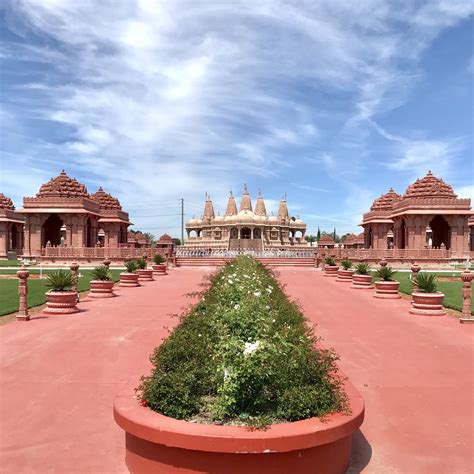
xmin=124 ymin=260 xmax=138 ymax=273
xmin=153 ymin=253 xmax=165 ymax=265
xmin=136 ymin=258 xmax=147 ymax=270
xmin=45 ymin=269 xmax=73 ymax=292
xmin=324 ymin=256 xmax=336 ymax=266
xmin=375 ymin=266 xmax=397 ymax=281
xmin=340 ymin=259 xmax=353 ymax=270
xmin=91 ymin=265 xmax=112 ymax=281
xmin=354 ymin=262 xmax=370 ymax=275
xmin=414 ymin=273 xmax=437 ymax=293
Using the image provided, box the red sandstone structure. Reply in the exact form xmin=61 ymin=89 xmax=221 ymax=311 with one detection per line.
xmin=0 ymin=193 xmax=24 ymax=259
xmin=185 ymin=186 xmax=307 ymax=251
xmin=361 ymin=171 xmax=472 ymax=258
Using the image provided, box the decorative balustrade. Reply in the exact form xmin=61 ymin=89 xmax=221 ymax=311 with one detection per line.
xmin=176 ymin=248 xmax=317 ymax=258
xmin=41 ymin=246 xmax=166 ymax=259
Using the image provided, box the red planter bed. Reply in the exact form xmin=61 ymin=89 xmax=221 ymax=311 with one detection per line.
xmin=114 ymin=376 xmax=364 ymax=474
xmin=89 ymin=280 xmax=115 ymax=298
xmin=152 ymin=264 xmax=168 ymax=275
xmin=119 ymin=272 xmax=140 ymax=287
xmin=336 ymin=269 xmax=354 ymax=282
xmin=351 ymin=274 xmax=373 ymax=289
xmin=44 ymin=291 xmax=79 ymax=314
xmin=138 ymin=269 xmax=154 ymax=282
xmin=373 ymin=281 xmax=400 ymax=299
xmin=409 ymin=292 xmax=446 ymax=316
xmin=324 ymin=265 xmax=339 ymax=278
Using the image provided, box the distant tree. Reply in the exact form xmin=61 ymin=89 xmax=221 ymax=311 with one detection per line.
xmin=305 ymin=235 xmax=317 ymax=244
xmin=340 ymin=233 xmax=350 ymax=243
xmin=143 ymin=232 xmax=156 ymax=245
xmin=333 ymin=228 xmax=337 ymax=241
xmin=172 ymin=238 xmax=181 ymax=246
xmin=316 ymin=227 xmax=321 ymax=241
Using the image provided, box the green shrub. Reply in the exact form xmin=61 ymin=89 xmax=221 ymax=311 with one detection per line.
xmin=414 ymin=273 xmax=437 ymax=293
xmin=90 ymin=265 xmax=112 ymax=281
xmin=124 ymin=260 xmax=138 ymax=273
xmin=138 ymin=256 xmax=347 ymax=427
xmin=45 ymin=269 xmax=73 ymax=291
xmin=153 ymin=253 xmax=166 ymax=265
xmin=340 ymin=259 xmax=353 ymax=270
xmin=324 ymin=256 xmax=336 ymax=266
xmin=375 ymin=266 xmax=397 ymax=281
xmin=136 ymin=258 xmax=147 ymax=270
xmin=354 ymin=262 xmax=370 ymax=275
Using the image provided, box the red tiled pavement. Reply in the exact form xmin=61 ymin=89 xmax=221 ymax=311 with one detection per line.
xmin=0 ymin=267 xmax=473 ymax=473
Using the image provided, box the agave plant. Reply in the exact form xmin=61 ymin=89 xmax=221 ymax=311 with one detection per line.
xmin=354 ymin=262 xmax=370 ymax=275
xmin=414 ymin=272 xmax=437 ymax=293
xmin=153 ymin=253 xmax=165 ymax=265
xmin=324 ymin=256 xmax=336 ymax=266
xmin=124 ymin=260 xmax=138 ymax=273
xmin=135 ymin=258 xmax=147 ymax=270
xmin=375 ymin=266 xmax=397 ymax=281
xmin=45 ymin=269 xmax=73 ymax=292
xmin=91 ymin=265 xmax=112 ymax=281
xmin=340 ymin=259 xmax=353 ymax=270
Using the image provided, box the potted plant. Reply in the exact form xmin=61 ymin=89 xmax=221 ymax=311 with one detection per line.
xmin=44 ymin=269 xmax=79 ymax=314
xmin=119 ymin=260 xmax=140 ymax=287
xmin=89 ymin=265 xmax=115 ymax=298
xmin=351 ymin=263 xmax=372 ymax=289
xmin=136 ymin=258 xmax=154 ymax=282
xmin=373 ymin=266 xmax=400 ymax=299
xmin=152 ymin=253 xmax=168 ymax=275
xmin=323 ymin=256 xmax=338 ymax=277
xmin=336 ymin=259 xmax=354 ymax=282
xmin=410 ymin=273 xmax=446 ymax=316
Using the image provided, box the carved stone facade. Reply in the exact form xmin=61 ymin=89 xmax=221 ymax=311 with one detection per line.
xmin=0 ymin=193 xmax=24 ymax=258
xmin=20 ymin=170 xmax=130 ymax=257
xmin=361 ymin=171 xmax=473 ymax=258
xmin=185 ymin=186 xmax=307 ymax=251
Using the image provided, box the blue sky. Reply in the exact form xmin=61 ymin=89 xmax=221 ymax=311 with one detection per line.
xmin=1 ymin=0 xmax=473 ymax=237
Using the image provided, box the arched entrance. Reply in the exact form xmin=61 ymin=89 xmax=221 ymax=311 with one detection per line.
xmin=241 ymin=227 xmax=251 ymax=239
xmin=86 ymin=218 xmax=93 ymax=247
xmin=10 ymin=225 xmax=18 ymax=250
xmin=42 ymin=214 xmax=63 ymax=246
xmin=253 ymin=228 xmax=262 ymax=239
xmin=230 ymin=228 xmax=238 ymax=239
xmin=368 ymin=227 xmax=373 ymax=248
xmin=430 ymin=215 xmax=450 ymax=249
xmin=399 ymin=220 xmax=406 ymax=249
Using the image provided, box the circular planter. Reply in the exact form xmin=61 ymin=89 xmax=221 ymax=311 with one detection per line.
xmin=119 ymin=272 xmax=140 ymax=287
xmin=373 ymin=280 xmax=400 ymax=299
xmin=336 ymin=269 xmax=354 ymax=282
xmin=89 ymin=280 xmax=115 ymax=298
xmin=152 ymin=264 xmax=168 ymax=276
xmin=351 ymin=274 xmax=373 ymax=290
xmin=114 ymin=377 xmax=364 ymax=474
xmin=324 ymin=265 xmax=339 ymax=277
xmin=138 ymin=269 xmax=154 ymax=281
xmin=409 ymin=291 xmax=446 ymax=316
xmin=44 ymin=290 xmax=79 ymax=314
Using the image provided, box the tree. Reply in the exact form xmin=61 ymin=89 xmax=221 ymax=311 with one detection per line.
xmin=172 ymin=238 xmax=181 ymax=246
xmin=316 ymin=227 xmax=321 ymax=241
xmin=143 ymin=232 xmax=156 ymax=245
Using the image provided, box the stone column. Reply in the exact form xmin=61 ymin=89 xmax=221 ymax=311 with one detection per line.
xmin=70 ymin=262 xmax=79 ymax=301
xmin=411 ymin=262 xmax=421 ymax=291
xmin=459 ymin=270 xmax=474 ymax=324
xmin=16 ymin=266 xmax=30 ymax=321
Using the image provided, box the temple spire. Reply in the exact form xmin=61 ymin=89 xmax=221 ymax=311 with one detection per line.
xmin=277 ymin=193 xmax=289 ymax=219
xmin=239 ymin=184 xmax=253 ymax=212
xmin=203 ymin=194 xmax=215 ymax=220
xmin=224 ymin=190 xmax=237 ymax=216
xmin=255 ymin=191 xmax=267 ymax=216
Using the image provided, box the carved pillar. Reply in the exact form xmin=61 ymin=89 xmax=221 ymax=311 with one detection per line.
xmin=411 ymin=262 xmax=421 ymax=291
xmin=459 ymin=270 xmax=474 ymax=324
xmin=70 ymin=262 xmax=79 ymax=299
xmin=16 ymin=266 xmax=30 ymax=321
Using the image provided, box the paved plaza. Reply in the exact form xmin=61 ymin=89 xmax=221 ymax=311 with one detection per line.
xmin=0 ymin=267 xmax=473 ymax=473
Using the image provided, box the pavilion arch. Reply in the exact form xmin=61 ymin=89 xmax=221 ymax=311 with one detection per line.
xmin=188 ymin=229 xmax=199 ymax=238
xmin=430 ymin=215 xmax=451 ymax=249
xmin=293 ymin=230 xmax=303 ymax=239
xmin=241 ymin=227 xmax=251 ymax=239
xmin=253 ymin=228 xmax=262 ymax=239
xmin=230 ymin=227 xmax=238 ymax=239
xmin=42 ymin=214 xmax=63 ymax=246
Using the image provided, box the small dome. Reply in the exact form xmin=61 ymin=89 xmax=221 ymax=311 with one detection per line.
xmin=370 ymin=188 xmax=401 ymax=211
xmin=37 ymin=170 xmax=89 ymax=198
xmin=158 ymin=233 xmax=173 ymax=242
xmin=0 ymin=193 xmax=15 ymax=210
xmin=214 ymin=214 xmax=224 ymax=222
xmin=403 ymin=171 xmax=456 ymax=199
xmin=90 ymin=187 xmax=122 ymax=209
xmin=188 ymin=216 xmax=197 ymax=224
xmin=268 ymin=215 xmax=278 ymax=222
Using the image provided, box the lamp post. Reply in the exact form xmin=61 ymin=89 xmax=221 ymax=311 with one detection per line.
xmin=16 ymin=265 xmax=30 ymax=321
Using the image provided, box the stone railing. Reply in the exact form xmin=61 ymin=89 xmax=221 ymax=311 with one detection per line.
xmin=41 ymin=246 xmax=167 ymax=260
xmin=316 ymin=247 xmax=457 ymax=260
xmin=176 ymin=249 xmax=316 ymax=258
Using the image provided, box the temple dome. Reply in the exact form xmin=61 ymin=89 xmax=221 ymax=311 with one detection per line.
xmin=158 ymin=233 xmax=173 ymax=242
xmin=214 ymin=214 xmax=224 ymax=222
xmin=370 ymin=188 xmax=401 ymax=211
xmin=90 ymin=187 xmax=122 ymax=209
xmin=37 ymin=170 xmax=89 ymax=198
xmin=0 ymin=193 xmax=15 ymax=210
xmin=188 ymin=216 xmax=197 ymax=224
xmin=403 ymin=171 xmax=457 ymax=199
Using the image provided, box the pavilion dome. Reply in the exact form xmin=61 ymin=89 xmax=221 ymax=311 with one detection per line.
xmin=90 ymin=187 xmax=122 ymax=209
xmin=214 ymin=214 xmax=224 ymax=222
xmin=403 ymin=171 xmax=457 ymax=199
xmin=268 ymin=214 xmax=278 ymax=222
xmin=158 ymin=233 xmax=173 ymax=242
xmin=188 ymin=216 xmax=197 ymax=224
xmin=0 ymin=193 xmax=15 ymax=210
xmin=37 ymin=170 xmax=89 ymax=198
xmin=294 ymin=215 xmax=304 ymax=224
xmin=370 ymin=188 xmax=401 ymax=211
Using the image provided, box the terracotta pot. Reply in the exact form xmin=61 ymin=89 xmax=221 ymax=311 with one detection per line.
xmin=44 ymin=290 xmax=79 ymax=314
xmin=336 ymin=269 xmax=354 ymax=282
xmin=119 ymin=272 xmax=140 ymax=287
xmin=409 ymin=291 xmax=446 ymax=316
xmin=152 ymin=264 xmax=167 ymax=275
xmin=114 ymin=377 xmax=364 ymax=474
xmin=374 ymin=280 xmax=400 ymax=299
xmin=89 ymin=280 xmax=115 ymax=298
xmin=351 ymin=274 xmax=373 ymax=289
xmin=138 ymin=269 xmax=154 ymax=281
xmin=324 ymin=265 xmax=338 ymax=277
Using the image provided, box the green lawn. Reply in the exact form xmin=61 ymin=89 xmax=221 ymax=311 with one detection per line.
xmin=0 ymin=269 xmax=122 ymax=316
xmin=0 ymin=260 xmax=24 ymax=267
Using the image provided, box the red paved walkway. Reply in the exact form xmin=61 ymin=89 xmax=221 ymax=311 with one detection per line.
xmin=0 ymin=267 xmax=473 ymax=473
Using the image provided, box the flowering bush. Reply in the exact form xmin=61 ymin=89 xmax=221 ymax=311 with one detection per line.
xmin=138 ymin=256 xmax=347 ymax=426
